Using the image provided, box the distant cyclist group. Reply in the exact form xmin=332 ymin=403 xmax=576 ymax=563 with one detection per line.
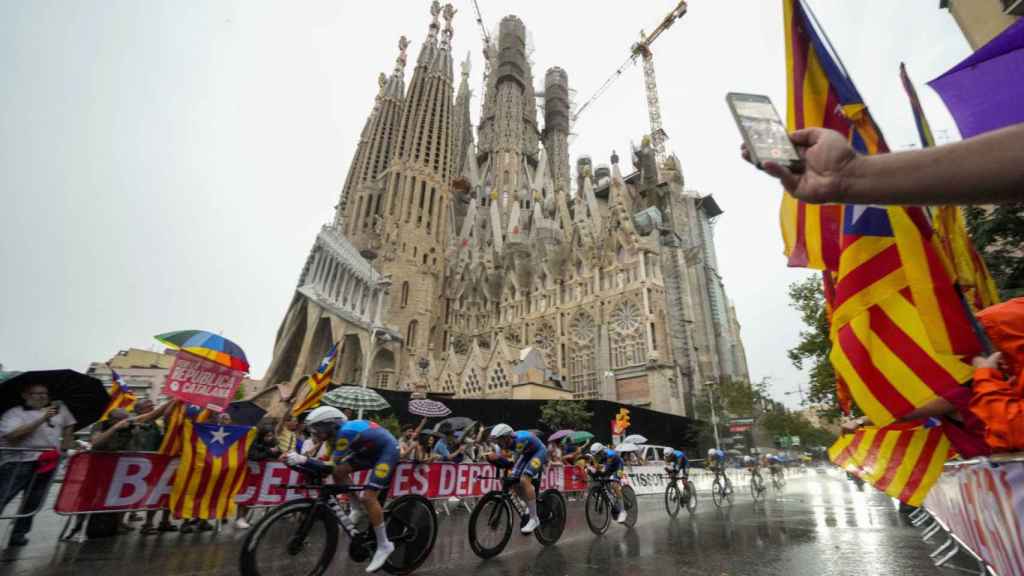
xmin=238 ymin=408 xmax=788 ymax=575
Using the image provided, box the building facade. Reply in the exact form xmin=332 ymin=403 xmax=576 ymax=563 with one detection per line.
xmin=263 ymin=3 xmax=748 ymax=417
xmin=941 ymin=0 xmax=1020 ymax=50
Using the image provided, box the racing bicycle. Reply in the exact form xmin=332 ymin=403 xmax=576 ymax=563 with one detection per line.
xmin=748 ymin=465 xmax=766 ymax=503
xmin=664 ymin=469 xmax=697 ymax=516
xmin=770 ymin=467 xmax=787 ymax=491
xmin=239 ymin=473 xmax=438 ymax=576
xmin=710 ymin=467 xmax=735 ymax=509
xmin=585 ymin=471 xmax=638 ymax=534
xmin=467 ymin=471 xmax=567 ymax=559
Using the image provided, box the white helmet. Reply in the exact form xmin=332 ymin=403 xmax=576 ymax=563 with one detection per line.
xmin=489 ymin=423 xmax=514 ymax=439
xmin=663 ymin=447 xmax=675 ymax=459
xmin=306 ymin=406 xmax=347 ymax=426
xmin=589 ymin=442 xmax=607 ymax=455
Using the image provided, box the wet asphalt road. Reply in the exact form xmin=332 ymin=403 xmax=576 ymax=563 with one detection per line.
xmin=2 ymin=471 xmax=952 ymax=576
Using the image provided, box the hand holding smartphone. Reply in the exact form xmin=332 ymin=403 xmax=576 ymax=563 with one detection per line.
xmin=726 ymin=92 xmax=804 ymax=173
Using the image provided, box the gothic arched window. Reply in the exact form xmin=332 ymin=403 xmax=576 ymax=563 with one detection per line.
xmin=401 ymin=282 xmax=410 ymax=308
xmin=407 ymin=320 xmax=418 ymax=348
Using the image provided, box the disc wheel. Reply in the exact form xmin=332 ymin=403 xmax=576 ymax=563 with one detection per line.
xmin=725 ymin=476 xmax=735 ymax=505
xmin=383 ymin=495 xmax=438 ymax=575
xmin=534 ymin=489 xmax=566 ymax=546
xmin=750 ymin=473 xmax=764 ymax=502
xmin=684 ymin=481 xmax=698 ymax=513
xmin=712 ymin=479 xmax=724 ymax=509
xmin=239 ymin=499 xmax=337 ymax=576
xmin=664 ymin=483 xmax=681 ymax=517
xmin=585 ymin=487 xmax=610 ymax=535
xmin=622 ymin=485 xmax=639 ymax=528
xmin=468 ymin=491 xmax=513 ymax=559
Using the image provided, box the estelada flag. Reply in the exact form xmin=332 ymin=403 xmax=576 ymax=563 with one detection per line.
xmin=100 ymin=369 xmax=137 ymax=421
xmin=159 ymin=402 xmax=213 ymax=456
xmin=169 ymin=421 xmax=256 ymax=520
xmin=899 ymin=62 xmax=999 ymax=312
xmin=291 ymin=343 xmax=338 ymax=417
xmin=829 ymin=420 xmax=955 ymax=506
xmin=780 ymin=0 xmax=887 ymax=271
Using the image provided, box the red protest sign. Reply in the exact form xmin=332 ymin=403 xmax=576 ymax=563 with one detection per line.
xmin=162 ymin=350 xmax=244 ymax=412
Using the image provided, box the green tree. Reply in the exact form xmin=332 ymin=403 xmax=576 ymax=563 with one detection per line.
xmin=964 ymin=204 xmax=1024 ymax=299
xmin=539 ymin=400 xmax=593 ymax=431
xmin=786 ymin=275 xmax=843 ymax=420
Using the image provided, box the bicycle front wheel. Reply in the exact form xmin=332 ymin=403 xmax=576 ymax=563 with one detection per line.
xmin=468 ymin=491 xmax=513 ymax=559
xmin=622 ymin=485 xmax=639 ymax=528
xmin=664 ymin=483 xmax=681 ymax=517
xmin=239 ymin=499 xmax=338 ymax=576
xmin=712 ymin=480 xmax=724 ymax=509
xmin=750 ymin=474 xmax=763 ymax=502
xmin=585 ymin=487 xmax=610 ymax=535
xmin=684 ymin=481 xmax=698 ymax=513
xmin=534 ymin=489 xmax=566 ymax=546
xmin=384 ymin=495 xmax=438 ymax=575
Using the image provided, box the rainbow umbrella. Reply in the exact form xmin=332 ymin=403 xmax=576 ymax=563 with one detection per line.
xmin=155 ymin=330 xmax=250 ymax=372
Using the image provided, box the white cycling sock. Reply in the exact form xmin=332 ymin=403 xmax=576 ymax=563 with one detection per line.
xmin=527 ymin=500 xmax=538 ymax=519
xmin=373 ymin=523 xmax=391 ymax=548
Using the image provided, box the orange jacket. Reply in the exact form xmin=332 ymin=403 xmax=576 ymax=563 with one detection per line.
xmin=969 ymin=298 xmax=1024 ymax=451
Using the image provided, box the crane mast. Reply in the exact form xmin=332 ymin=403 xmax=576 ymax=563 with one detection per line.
xmin=631 ymin=0 xmax=688 ymax=160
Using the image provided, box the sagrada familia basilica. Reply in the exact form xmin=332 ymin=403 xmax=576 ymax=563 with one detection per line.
xmin=261 ymin=2 xmax=748 ymax=417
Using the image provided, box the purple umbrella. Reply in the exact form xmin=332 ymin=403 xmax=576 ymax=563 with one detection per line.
xmin=929 ymin=18 xmax=1024 ymax=139
xmin=548 ymin=429 xmax=574 ymax=443
xmin=408 ymin=399 xmax=451 ymax=418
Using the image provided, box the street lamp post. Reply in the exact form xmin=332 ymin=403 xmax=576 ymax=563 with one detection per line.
xmin=706 ymin=380 xmax=721 ymax=451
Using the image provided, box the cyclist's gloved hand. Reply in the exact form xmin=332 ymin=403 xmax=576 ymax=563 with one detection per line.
xmin=284 ymin=452 xmax=308 ymax=467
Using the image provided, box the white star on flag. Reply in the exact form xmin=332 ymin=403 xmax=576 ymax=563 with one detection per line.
xmin=209 ymin=426 xmax=230 ymax=445
xmin=847 ymin=204 xmax=884 ymax=227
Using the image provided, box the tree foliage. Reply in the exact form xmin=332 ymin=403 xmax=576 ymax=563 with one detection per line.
xmin=964 ymin=204 xmax=1024 ymax=299
xmin=759 ymin=408 xmax=837 ymax=449
xmin=539 ymin=400 xmax=593 ymax=431
xmin=786 ymin=276 xmax=842 ymax=419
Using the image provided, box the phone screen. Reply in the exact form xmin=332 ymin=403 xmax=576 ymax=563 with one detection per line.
xmin=728 ymin=95 xmax=802 ymax=166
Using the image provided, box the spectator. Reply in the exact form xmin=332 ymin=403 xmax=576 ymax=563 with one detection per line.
xmin=744 ymin=124 xmax=1024 ymax=206
xmin=431 ymin=423 xmax=466 ymax=463
xmin=90 ymin=408 xmax=136 ymax=535
xmin=399 ymin=418 xmax=427 ymax=462
xmin=547 ymin=441 xmax=563 ymax=464
xmin=970 ymin=298 xmax=1024 ymax=451
xmin=236 ymin=423 xmax=280 ymax=530
xmin=129 ymin=399 xmax=178 ymax=536
xmin=277 ymin=413 xmax=300 ymax=454
xmin=0 ymin=382 xmax=76 ymax=546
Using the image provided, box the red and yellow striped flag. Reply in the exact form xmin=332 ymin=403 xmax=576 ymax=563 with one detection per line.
xmin=291 ymin=343 xmax=338 ymax=417
xmin=159 ymin=402 xmax=213 ymax=456
xmin=170 ymin=421 xmax=256 ymax=519
xmin=829 ymin=421 xmax=955 ymax=506
xmin=100 ymin=369 xmax=137 ymax=421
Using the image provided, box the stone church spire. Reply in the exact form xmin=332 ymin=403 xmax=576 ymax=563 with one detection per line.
xmin=337 ymin=36 xmax=409 ymax=234
xmin=452 ymin=52 xmax=474 ymax=178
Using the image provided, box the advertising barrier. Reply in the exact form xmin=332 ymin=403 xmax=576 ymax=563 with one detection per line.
xmin=923 ymin=457 xmax=1024 ymax=576
xmin=54 ymin=452 xmax=590 ymax=514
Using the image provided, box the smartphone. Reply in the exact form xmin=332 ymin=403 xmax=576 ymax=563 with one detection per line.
xmin=726 ymin=92 xmax=804 ymax=172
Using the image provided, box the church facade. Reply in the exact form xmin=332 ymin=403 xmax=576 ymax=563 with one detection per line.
xmin=262 ymin=2 xmax=749 ymax=417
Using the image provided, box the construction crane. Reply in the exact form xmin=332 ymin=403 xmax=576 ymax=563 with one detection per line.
xmin=471 ymin=0 xmax=493 ymax=84
xmin=572 ymin=1 xmax=688 ymax=160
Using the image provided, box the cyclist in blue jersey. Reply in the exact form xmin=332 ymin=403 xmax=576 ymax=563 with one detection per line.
xmin=663 ymin=448 xmax=689 ymax=477
xmin=487 ymin=424 xmax=546 ymax=534
xmin=707 ymin=447 xmax=726 ymax=472
xmin=283 ymin=407 xmax=400 ymax=573
xmin=589 ymin=443 xmax=628 ymax=523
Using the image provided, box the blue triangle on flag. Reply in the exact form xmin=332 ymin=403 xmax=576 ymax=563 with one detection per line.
xmin=194 ymin=423 xmax=251 ymax=457
xmin=843 ymin=205 xmax=892 ymax=237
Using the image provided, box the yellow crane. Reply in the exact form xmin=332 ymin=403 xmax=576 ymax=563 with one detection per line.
xmin=572 ymin=1 xmax=689 ymax=160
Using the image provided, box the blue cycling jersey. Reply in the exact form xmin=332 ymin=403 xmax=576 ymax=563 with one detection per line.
xmin=597 ymin=449 xmax=624 ymax=475
xmin=669 ymin=450 xmax=688 ymax=471
xmin=332 ymin=420 xmax=397 ymax=461
xmin=511 ymin=430 xmax=544 ymax=456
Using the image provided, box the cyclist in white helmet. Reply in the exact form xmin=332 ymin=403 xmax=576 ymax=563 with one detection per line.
xmin=589 ymin=443 xmax=628 ymax=523
xmin=486 ymin=424 xmax=547 ymax=534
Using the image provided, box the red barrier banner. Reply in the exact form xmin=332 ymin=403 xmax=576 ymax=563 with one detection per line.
xmin=55 ymin=452 xmax=589 ymax=514
xmin=924 ymin=460 xmax=1024 ymax=576
xmin=162 ymin=351 xmax=244 ymax=413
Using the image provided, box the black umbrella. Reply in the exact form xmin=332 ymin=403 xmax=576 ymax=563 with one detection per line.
xmin=0 ymin=370 xmax=109 ymax=431
xmin=226 ymin=401 xmax=267 ymax=426
xmin=430 ymin=416 xmax=475 ymax=437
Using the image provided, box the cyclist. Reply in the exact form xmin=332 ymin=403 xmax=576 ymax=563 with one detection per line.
xmin=767 ymin=453 xmax=784 ymax=482
xmin=707 ymin=447 xmax=726 ymax=472
xmin=283 ymin=407 xmax=400 ymax=573
xmin=487 ymin=424 xmax=547 ymax=534
xmin=589 ymin=443 xmax=628 ymax=523
xmin=663 ymin=448 xmax=689 ymax=478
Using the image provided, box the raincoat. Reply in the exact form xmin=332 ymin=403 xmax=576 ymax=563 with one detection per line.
xmin=969 ymin=297 xmax=1024 ymax=451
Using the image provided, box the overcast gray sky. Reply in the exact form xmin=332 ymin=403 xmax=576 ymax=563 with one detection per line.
xmin=0 ymin=1 xmax=970 ymax=408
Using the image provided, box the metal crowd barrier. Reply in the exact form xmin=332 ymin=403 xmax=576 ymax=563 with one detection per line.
xmin=0 ymin=447 xmax=65 ymax=548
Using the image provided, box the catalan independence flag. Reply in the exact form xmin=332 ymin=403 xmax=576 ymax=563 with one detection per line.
xmin=169 ymin=421 xmax=256 ymax=519
xmin=159 ymin=402 xmax=213 ymax=456
xmin=291 ymin=343 xmax=338 ymax=417
xmin=100 ymin=369 xmax=137 ymax=421
xmin=780 ymin=0 xmax=887 ymax=270
xmin=829 ymin=421 xmax=955 ymax=506
xmin=899 ymin=62 xmax=999 ymax=312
